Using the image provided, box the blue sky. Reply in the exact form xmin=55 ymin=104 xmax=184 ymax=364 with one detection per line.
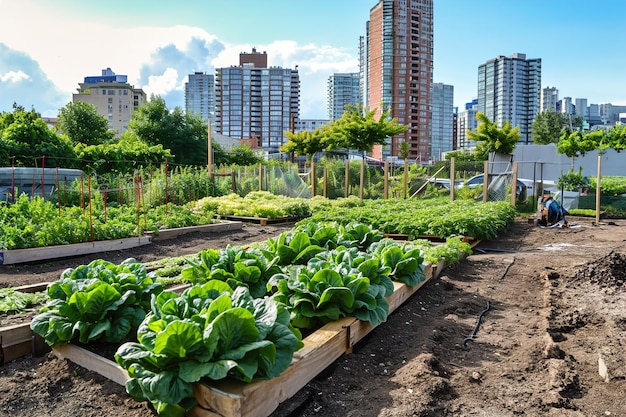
xmin=1 ymin=0 xmax=624 ymax=119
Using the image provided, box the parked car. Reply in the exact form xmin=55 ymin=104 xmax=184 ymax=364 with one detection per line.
xmin=427 ymin=178 xmax=464 ymax=190
xmin=463 ymin=173 xmax=528 ymax=202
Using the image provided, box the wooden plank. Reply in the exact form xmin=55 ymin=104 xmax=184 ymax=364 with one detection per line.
xmin=2 ymin=340 xmax=32 ymax=363
xmin=0 ymin=323 xmax=33 ymax=347
xmin=191 ymin=317 xmax=355 ymax=417
xmin=13 ymin=282 xmax=51 ymax=293
xmin=0 ymin=236 xmax=152 ymax=265
xmin=217 ymin=215 xmax=298 ymax=225
xmin=0 ymin=323 xmax=33 ymax=363
xmin=150 ymin=221 xmax=243 ymax=241
xmin=52 ymin=343 xmax=130 ymax=386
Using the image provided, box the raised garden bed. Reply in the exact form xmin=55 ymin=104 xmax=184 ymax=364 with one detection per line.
xmin=0 ymin=221 xmax=242 ymax=265
xmin=51 ymin=262 xmax=438 ymax=417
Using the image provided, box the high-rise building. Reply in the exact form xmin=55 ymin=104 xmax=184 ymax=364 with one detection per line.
xmin=185 ymin=72 xmax=215 ymax=123
xmin=214 ymin=49 xmax=300 ymax=152
xmin=73 ymin=68 xmax=146 ymax=136
xmin=430 ymin=82 xmax=454 ymax=162
xmin=559 ymin=97 xmax=575 ymax=115
xmin=364 ymin=0 xmax=434 ymax=162
xmin=575 ymin=98 xmax=587 ymax=119
xmin=540 ymin=87 xmax=558 ymax=113
xmin=458 ymin=99 xmax=479 ymax=149
xmin=327 ymin=73 xmax=361 ymax=120
xmin=477 ymin=53 xmax=541 ymax=144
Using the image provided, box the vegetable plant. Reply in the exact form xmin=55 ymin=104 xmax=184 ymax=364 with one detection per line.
xmin=115 ymin=281 xmax=303 ymax=417
xmin=31 ymin=258 xmax=163 ymax=345
xmin=0 ymin=288 xmax=47 ymax=314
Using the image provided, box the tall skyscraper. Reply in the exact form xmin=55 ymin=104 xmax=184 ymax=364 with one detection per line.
xmin=185 ymin=72 xmax=215 ymax=123
xmin=214 ymin=49 xmax=300 ymax=152
xmin=364 ymin=0 xmax=434 ymax=162
xmin=327 ymin=73 xmax=361 ymax=120
xmin=73 ymin=68 xmax=146 ymax=136
xmin=575 ymin=98 xmax=587 ymax=119
xmin=540 ymin=87 xmax=559 ymax=113
xmin=430 ymin=82 xmax=454 ymax=162
xmin=477 ymin=53 xmax=541 ymax=144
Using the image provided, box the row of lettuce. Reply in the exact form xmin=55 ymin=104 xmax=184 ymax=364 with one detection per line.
xmin=22 ymin=220 xmax=488 ymax=417
xmin=0 ymin=191 xmax=517 ymax=250
xmin=29 ymin=224 xmax=421 ymax=416
xmin=14 ymin=199 xmax=517 ymax=416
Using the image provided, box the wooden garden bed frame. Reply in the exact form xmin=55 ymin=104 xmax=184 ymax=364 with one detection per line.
xmin=50 ymin=261 xmax=443 ymax=417
xmin=0 ymin=221 xmax=242 ymax=265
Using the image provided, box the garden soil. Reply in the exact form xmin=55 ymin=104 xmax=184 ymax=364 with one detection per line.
xmin=1 ymin=217 xmax=625 ymax=417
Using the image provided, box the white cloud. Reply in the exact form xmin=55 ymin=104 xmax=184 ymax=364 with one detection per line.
xmin=146 ymin=68 xmax=181 ymax=97
xmin=0 ymin=70 xmax=30 ymax=83
xmin=0 ymin=3 xmax=358 ymax=118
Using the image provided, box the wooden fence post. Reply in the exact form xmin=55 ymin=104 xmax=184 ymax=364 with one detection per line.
xmin=359 ymin=160 xmax=365 ymax=200
xmin=311 ymin=160 xmax=316 ymax=198
xmin=344 ymin=159 xmax=350 ymax=198
xmin=511 ymin=162 xmax=518 ymax=205
xmin=483 ymin=160 xmax=489 ymax=203
xmin=449 ymin=157 xmax=455 ymax=202
xmin=403 ymin=158 xmax=409 ymax=199
xmin=383 ymin=160 xmax=389 ymax=199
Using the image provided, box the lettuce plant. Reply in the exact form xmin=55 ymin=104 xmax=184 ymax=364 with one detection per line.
xmin=367 ymin=240 xmax=427 ymax=286
xmin=115 ymin=281 xmax=303 ymax=417
xmin=31 ymin=258 xmax=163 ymax=345
xmin=181 ymin=246 xmax=282 ymax=298
xmin=267 ymin=245 xmax=395 ymax=329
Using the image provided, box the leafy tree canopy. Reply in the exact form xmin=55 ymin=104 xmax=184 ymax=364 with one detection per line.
xmin=74 ymin=132 xmax=172 ymax=175
xmin=58 ymin=101 xmax=115 ymax=146
xmin=280 ymin=125 xmax=328 ymax=161
xmin=328 ymin=104 xmax=407 ymax=155
xmin=532 ymin=109 xmax=568 ymax=145
xmin=0 ymin=103 xmax=76 ymax=167
xmin=128 ymin=95 xmax=208 ymax=166
xmin=468 ymin=112 xmax=521 ymax=160
xmin=225 ymin=144 xmax=262 ymax=166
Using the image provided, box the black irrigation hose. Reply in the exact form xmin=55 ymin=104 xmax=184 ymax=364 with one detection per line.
xmin=463 ymin=301 xmax=491 ymax=347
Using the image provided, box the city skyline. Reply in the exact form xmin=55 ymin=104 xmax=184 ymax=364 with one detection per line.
xmin=1 ymin=0 xmax=624 ymax=119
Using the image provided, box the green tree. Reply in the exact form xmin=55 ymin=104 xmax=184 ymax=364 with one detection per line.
xmin=0 ymin=103 xmax=76 ymax=167
xmin=57 ymin=101 xmax=115 ymax=146
xmin=327 ymin=104 xmax=408 ymax=158
xmin=605 ymin=123 xmax=626 ymax=152
xmin=128 ymin=95 xmax=208 ymax=166
xmin=280 ymin=125 xmax=328 ymax=161
xmin=532 ymin=109 xmax=568 ymax=145
xmin=226 ymin=144 xmax=261 ymax=166
xmin=74 ymin=132 xmax=172 ymax=175
xmin=468 ymin=112 xmax=520 ymax=161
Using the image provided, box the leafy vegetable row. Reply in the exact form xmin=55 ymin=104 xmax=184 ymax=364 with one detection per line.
xmin=31 ymin=258 xmax=163 ymax=345
xmin=196 ymin=191 xmax=311 ymax=219
xmin=0 ymin=194 xmax=215 ymax=250
xmin=300 ymin=197 xmax=517 ymax=240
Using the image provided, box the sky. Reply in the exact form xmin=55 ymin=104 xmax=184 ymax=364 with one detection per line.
xmin=1 ymin=0 xmax=625 ymax=120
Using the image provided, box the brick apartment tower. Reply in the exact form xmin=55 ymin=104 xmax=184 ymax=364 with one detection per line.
xmin=365 ymin=0 xmax=434 ymax=162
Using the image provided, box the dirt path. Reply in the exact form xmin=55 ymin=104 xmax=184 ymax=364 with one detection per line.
xmin=1 ymin=217 xmax=625 ymax=417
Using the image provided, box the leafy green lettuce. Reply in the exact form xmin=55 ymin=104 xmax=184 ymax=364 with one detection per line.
xmin=115 ymin=281 xmax=303 ymax=417
xmin=31 ymin=258 xmax=163 ymax=345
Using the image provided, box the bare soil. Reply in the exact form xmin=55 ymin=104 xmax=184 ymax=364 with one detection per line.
xmin=1 ymin=217 xmax=625 ymax=417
